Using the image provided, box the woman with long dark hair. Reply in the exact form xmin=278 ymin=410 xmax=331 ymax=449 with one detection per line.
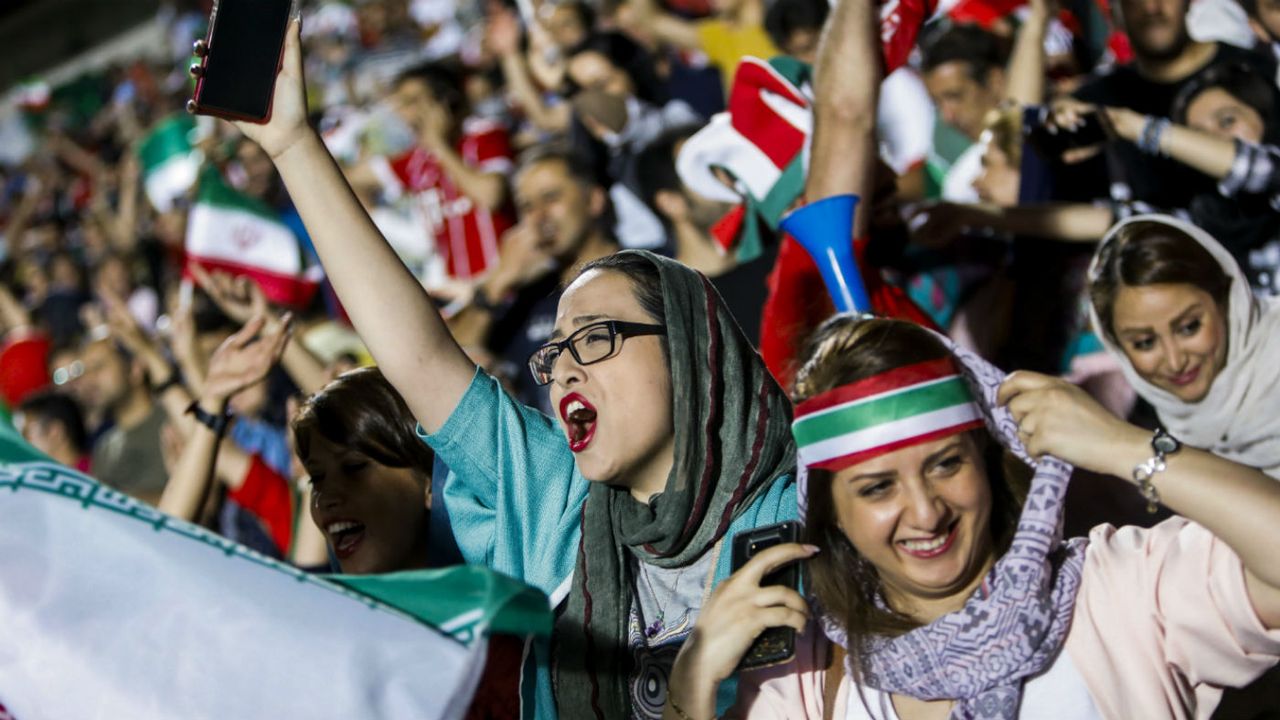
xmin=666 ymin=316 xmax=1280 ymax=718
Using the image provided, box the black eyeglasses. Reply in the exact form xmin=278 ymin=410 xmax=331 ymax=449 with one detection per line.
xmin=527 ymin=320 xmax=666 ymax=385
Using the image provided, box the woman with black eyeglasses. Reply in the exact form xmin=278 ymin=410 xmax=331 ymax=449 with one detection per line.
xmin=230 ymin=22 xmax=798 ymax=720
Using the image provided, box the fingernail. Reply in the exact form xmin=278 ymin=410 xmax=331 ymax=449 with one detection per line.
xmin=804 ymin=544 xmax=821 ymax=554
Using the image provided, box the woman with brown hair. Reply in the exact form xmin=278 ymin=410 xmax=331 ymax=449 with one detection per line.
xmin=664 ymin=316 xmax=1280 ymax=719
xmin=292 ymin=367 xmax=436 ymax=575
xmin=1088 ymin=214 xmax=1280 ymax=478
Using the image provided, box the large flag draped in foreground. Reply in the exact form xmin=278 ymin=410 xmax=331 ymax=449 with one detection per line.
xmin=0 ymin=418 xmax=550 ymax=720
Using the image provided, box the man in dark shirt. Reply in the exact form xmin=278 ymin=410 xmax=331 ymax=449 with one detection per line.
xmin=1072 ymin=0 xmax=1274 ymax=210
xmin=448 ymin=148 xmax=618 ymax=415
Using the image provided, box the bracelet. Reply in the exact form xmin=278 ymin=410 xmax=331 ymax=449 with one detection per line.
xmin=1132 ymin=427 xmax=1180 ymax=513
xmin=186 ymin=399 xmax=233 ymax=436
xmin=1137 ymin=116 xmax=1170 ymax=156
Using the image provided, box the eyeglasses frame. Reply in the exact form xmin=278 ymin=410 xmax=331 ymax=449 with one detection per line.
xmin=527 ymin=319 xmax=666 ymax=386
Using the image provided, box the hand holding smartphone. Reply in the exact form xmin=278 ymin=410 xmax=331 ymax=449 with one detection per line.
xmin=730 ymin=521 xmax=802 ymax=670
xmin=188 ymin=0 xmax=296 ymax=123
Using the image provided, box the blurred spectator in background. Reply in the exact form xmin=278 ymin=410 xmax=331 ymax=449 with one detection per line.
xmin=920 ymin=24 xmax=1009 ymax=202
xmin=360 ymin=62 xmax=515 ymax=281
xmin=764 ymin=0 xmax=827 ymax=63
xmin=16 ymin=389 xmax=90 ymax=472
xmin=619 ymin=0 xmax=779 ymax=94
xmin=446 ymin=146 xmax=618 ymax=413
xmin=1071 ymin=0 xmax=1274 ymax=213
xmin=78 ymin=336 xmax=167 ymax=504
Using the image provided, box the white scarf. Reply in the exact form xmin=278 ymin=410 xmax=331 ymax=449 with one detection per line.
xmin=1088 ymin=214 xmax=1280 ymax=478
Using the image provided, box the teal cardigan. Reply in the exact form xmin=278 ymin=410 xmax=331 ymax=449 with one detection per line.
xmin=419 ymin=369 xmax=797 ymax=719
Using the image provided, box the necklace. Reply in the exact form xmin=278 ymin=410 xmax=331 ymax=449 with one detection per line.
xmin=634 ymin=539 xmax=725 ymax=640
xmin=637 ymin=562 xmax=687 ymax=639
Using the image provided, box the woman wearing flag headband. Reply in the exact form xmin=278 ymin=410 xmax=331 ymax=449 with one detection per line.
xmin=660 ymin=0 xmax=1280 ymax=715
xmin=665 ymin=314 xmax=1280 ymax=719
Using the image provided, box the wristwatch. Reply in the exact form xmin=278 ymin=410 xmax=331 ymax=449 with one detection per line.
xmin=186 ymin=399 xmax=233 ymax=436
xmin=1134 ymin=427 xmax=1180 ymax=513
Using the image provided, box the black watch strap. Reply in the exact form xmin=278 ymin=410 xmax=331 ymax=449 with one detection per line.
xmin=152 ymin=371 xmax=184 ymax=396
xmin=472 ymin=287 xmax=500 ymax=313
xmin=186 ymin=400 xmax=233 ymax=435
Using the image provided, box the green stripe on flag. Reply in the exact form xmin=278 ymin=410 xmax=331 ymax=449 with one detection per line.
xmin=332 ymin=566 xmax=553 ymax=644
xmin=793 ymin=377 xmax=973 ymax=447
xmin=138 ymin=115 xmax=197 ymax=173
xmin=195 ymin=167 xmax=284 ymax=223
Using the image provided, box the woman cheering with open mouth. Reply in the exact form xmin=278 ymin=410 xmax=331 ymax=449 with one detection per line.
xmin=229 ymin=20 xmax=797 ymax=720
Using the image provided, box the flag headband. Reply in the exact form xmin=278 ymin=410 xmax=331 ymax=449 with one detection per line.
xmin=791 ymin=357 xmax=984 ymax=472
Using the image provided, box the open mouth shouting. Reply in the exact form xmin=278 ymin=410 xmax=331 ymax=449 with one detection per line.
xmin=897 ymin=519 xmax=959 ymax=559
xmin=560 ymin=392 xmax=598 ymax=453
xmin=325 ymin=519 xmax=367 ymax=560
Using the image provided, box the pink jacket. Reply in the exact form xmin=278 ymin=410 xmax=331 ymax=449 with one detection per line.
xmin=730 ymin=519 xmax=1280 ymax=720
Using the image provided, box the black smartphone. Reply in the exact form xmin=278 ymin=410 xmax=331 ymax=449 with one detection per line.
xmin=1024 ymin=105 xmax=1109 ymax=159
xmin=188 ymin=0 xmax=294 ymax=123
xmin=730 ymin=521 xmax=801 ymax=670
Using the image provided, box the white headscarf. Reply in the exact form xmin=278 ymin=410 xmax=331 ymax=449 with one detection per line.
xmin=1088 ymin=214 xmax=1280 ymax=478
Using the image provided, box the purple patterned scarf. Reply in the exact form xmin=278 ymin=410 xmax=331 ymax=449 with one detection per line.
xmin=799 ymin=337 xmax=1088 ymax=719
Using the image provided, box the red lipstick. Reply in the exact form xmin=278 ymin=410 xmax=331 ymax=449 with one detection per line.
xmin=559 ymin=392 xmax=598 ymax=453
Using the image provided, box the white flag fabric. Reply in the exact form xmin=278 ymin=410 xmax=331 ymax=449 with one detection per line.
xmin=185 ymin=170 xmax=322 ymax=309
xmin=0 ymin=442 xmax=487 ymax=719
xmin=137 ymin=115 xmax=202 ymax=213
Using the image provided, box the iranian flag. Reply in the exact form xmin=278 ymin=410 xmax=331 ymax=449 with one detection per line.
xmin=137 ymin=114 xmax=203 ymax=213
xmin=186 ymin=169 xmax=322 ymax=309
xmin=0 ymin=418 xmax=551 ymax=719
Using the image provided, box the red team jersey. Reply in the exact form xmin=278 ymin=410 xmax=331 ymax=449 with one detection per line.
xmin=381 ymin=118 xmax=515 ymax=280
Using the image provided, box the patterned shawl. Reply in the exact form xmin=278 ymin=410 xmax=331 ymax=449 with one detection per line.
xmin=799 ymin=330 xmax=1088 ymax=719
xmin=553 ymin=250 xmax=797 ymax=718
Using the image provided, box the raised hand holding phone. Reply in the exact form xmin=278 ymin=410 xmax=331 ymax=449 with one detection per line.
xmin=189 ymin=10 xmax=308 ymax=160
xmin=188 ymin=0 xmax=297 ymax=124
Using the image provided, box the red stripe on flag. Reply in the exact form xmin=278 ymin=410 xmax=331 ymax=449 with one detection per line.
xmin=794 ymin=357 xmax=964 ymax=418
xmin=185 ymin=256 xmax=320 ymax=310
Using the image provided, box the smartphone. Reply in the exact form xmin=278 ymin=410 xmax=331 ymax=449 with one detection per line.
xmin=188 ymin=0 xmax=294 ymax=123
xmin=730 ymin=521 xmax=801 ymax=670
xmin=1024 ymin=105 xmax=1109 ymax=159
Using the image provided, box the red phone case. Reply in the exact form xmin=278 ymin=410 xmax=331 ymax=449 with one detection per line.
xmin=187 ymin=0 xmax=291 ymax=124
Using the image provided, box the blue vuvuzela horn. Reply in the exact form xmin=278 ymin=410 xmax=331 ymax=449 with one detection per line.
xmin=778 ymin=194 xmax=872 ymax=314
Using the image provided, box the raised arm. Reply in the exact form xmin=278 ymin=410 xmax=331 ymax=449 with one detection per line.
xmin=230 ymin=20 xmax=476 ymax=433
xmin=999 ymin=372 xmax=1280 ymax=629
xmin=488 ymin=9 xmax=571 ymax=133
xmin=418 ymin=105 xmax=509 ymax=212
xmin=158 ymin=315 xmax=290 ymax=521
xmin=190 ymin=265 xmax=329 ymax=397
xmin=620 ymin=0 xmax=703 ymax=51
xmin=911 ymin=200 xmax=1115 ymax=246
xmin=1100 ymin=105 xmax=1239 ymax=181
xmin=1005 ymin=0 xmax=1052 ymax=105
xmin=804 ymin=0 xmax=880 ymax=237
